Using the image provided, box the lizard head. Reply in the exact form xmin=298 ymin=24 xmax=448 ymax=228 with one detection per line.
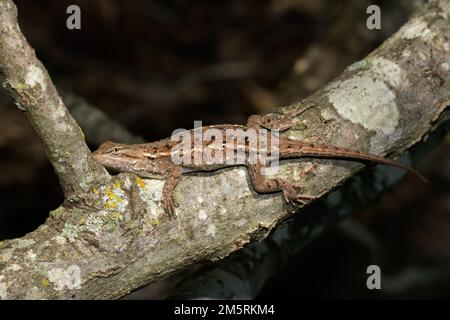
xmin=92 ymin=141 xmax=147 ymax=173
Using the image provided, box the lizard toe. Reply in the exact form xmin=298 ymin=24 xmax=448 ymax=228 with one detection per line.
xmin=163 ymin=195 xmax=177 ymax=219
xmin=282 ymin=185 xmax=316 ymax=207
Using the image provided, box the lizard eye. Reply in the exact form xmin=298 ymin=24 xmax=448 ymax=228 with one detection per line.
xmin=108 ymin=147 xmax=122 ymax=153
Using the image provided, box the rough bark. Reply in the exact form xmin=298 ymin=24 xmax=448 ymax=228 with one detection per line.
xmin=0 ymin=0 xmax=449 ymax=299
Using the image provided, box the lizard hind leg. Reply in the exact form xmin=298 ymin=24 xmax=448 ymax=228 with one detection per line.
xmin=247 ymin=103 xmax=315 ymax=132
xmin=281 ymin=183 xmax=316 ymax=207
xmin=247 ymin=163 xmax=316 ymax=208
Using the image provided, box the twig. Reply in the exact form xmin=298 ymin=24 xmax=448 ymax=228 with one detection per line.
xmin=60 ymin=90 xmax=144 ymax=146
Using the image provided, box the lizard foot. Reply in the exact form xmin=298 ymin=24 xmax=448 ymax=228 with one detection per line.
xmin=247 ymin=103 xmax=315 ymax=132
xmin=248 ymin=114 xmax=294 ymax=131
xmin=162 ymin=193 xmax=178 ymax=219
xmin=282 ymin=184 xmax=316 ymax=207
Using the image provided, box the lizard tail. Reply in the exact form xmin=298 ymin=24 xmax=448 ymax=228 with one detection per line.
xmin=280 ymin=141 xmax=427 ymax=182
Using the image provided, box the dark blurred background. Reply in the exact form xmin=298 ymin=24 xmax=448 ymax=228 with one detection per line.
xmin=0 ymin=0 xmax=449 ymax=299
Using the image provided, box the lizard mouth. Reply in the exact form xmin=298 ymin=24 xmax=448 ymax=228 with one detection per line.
xmin=91 ymin=150 xmax=105 ymax=161
xmin=92 ymin=152 xmax=140 ymax=174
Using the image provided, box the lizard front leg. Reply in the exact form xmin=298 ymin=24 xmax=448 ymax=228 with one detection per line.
xmin=247 ymin=103 xmax=315 ymax=132
xmin=135 ymin=159 xmax=182 ymax=219
xmin=247 ymin=163 xmax=316 ymax=207
xmin=161 ymin=165 xmax=182 ymax=218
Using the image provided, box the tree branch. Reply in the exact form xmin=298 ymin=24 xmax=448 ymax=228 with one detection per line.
xmin=0 ymin=0 xmax=110 ymax=199
xmin=0 ymin=0 xmax=449 ymax=299
xmin=60 ymin=90 xmax=144 ymax=146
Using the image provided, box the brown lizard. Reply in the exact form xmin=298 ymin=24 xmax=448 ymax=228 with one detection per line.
xmin=92 ymin=104 xmax=425 ymax=218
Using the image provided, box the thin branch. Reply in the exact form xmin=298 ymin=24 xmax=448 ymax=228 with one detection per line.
xmin=60 ymin=90 xmax=144 ymax=146
xmin=0 ymin=0 xmax=110 ymax=199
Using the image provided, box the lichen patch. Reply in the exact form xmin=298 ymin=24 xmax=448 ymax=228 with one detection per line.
xmin=235 ymin=218 xmax=247 ymax=227
xmin=52 ymin=235 xmax=67 ymax=245
xmin=25 ymin=65 xmax=46 ymax=90
xmin=196 ymin=196 xmax=204 ymax=204
xmin=346 ymin=59 xmax=367 ymax=72
xmin=52 ymin=101 xmax=67 ymax=120
xmin=26 ymin=249 xmax=37 ymax=261
xmin=101 ymin=180 xmax=129 ymax=213
xmin=398 ymin=18 xmax=431 ymax=40
xmin=327 ymin=75 xmax=399 ymax=153
xmin=0 ymin=277 xmax=7 ymax=299
xmin=48 ymin=265 xmax=81 ymax=291
xmin=438 ymin=0 xmax=450 ymax=19
xmin=369 ymin=57 xmax=405 ymax=88
xmin=0 ymin=248 xmax=14 ymax=263
xmin=206 ymin=224 xmax=217 ymax=237
xmin=123 ymin=175 xmax=132 ymax=190
xmin=198 ymin=209 xmax=208 ymax=220
xmin=61 ymin=223 xmax=79 ymax=242
xmin=85 ymin=215 xmax=105 ymax=235
xmin=6 ymin=264 xmax=21 ymax=271
xmin=16 ymin=238 xmax=35 ymax=249
xmin=402 ymin=50 xmax=411 ymax=58
xmin=135 ymin=176 xmax=146 ymax=189
xmin=55 ymin=121 xmax=70 ymax=133
xmin=136 ymin=178 xmax=164 ymax=218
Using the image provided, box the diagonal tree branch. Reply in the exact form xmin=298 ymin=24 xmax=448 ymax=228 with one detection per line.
xmin=0 ymin=0 xmax=449 ymax=299
xmin=0 ymin=0 xmax=110 ymax=200
xmin=60 ymin=90 xmax=144 ymax=146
